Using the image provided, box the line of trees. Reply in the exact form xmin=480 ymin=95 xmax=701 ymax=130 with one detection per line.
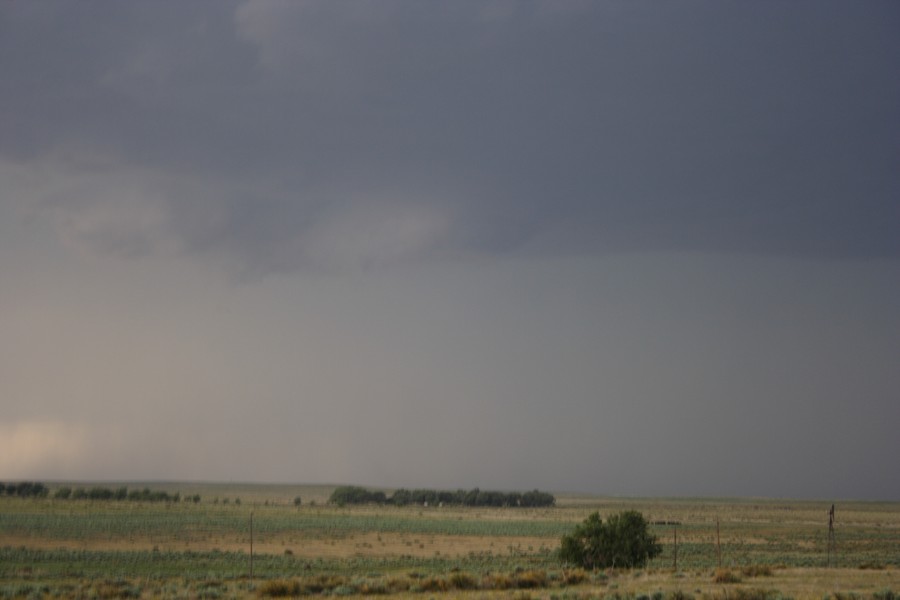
xmin=53 ymin=486 xmax=200 ymax=503
xmin=0 ymin=482 xmax=200 ymax=503
xmin=0 ymin=482 xmax=49 ymax=498
xmin=329 ymin=485 xmax=555 ymax=508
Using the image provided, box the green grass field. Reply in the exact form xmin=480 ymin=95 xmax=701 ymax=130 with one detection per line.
xmin=0 ymin=484 xmax=897 ymax=599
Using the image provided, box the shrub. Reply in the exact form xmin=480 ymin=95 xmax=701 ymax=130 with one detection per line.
xmin=257 ymin=579 xmax=300 ymax=598
xmin=515 ymin=570 xmax=548 ymax=589
xmin=384 ymin=577 xmax=411 ymax=593
xmin=559 ymin=511 xmax=662 ymax=569
xmin=417 ymin=576 xmax=447 ymax=592
xmin=484 ymin=573 xmax=514 ymax=590
xmin=449 ymin=572 xmax=478 ymax=590
xmin=563 ymin=569 xmax=588 ymax=585
xmin=293 ymin=496 xmax=302 ymax=506
xmin=713 ymin=569 xmax=742 ymax=584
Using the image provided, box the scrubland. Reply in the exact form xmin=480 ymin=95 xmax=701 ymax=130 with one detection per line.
xmin=1 ymin=484 xmax=896 ymax=599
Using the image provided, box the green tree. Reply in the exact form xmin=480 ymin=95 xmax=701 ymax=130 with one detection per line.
xmin=559 ymin=511 xmax=661 ymax=569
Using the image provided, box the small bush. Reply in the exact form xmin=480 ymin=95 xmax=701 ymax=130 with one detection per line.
xmin=559 ymin=511 xmax=661 ymax=569
xmin=90 ymin=580 xmax=141 ymax=599
xmin=449 ymin=572 xmax=478 ymax=590
xmin=357 ymin=581 xmax=387 ymax=595
xmin=484 ymin=573 xmax=514 ymax=590
xmin=515 ymin=570 xmax=548 ymax=589
xmin=417 ymin=576 xmax=447 ymax=592
xmin=332 ymin=585 xmax=357 ymax=596
xmin=257 ymin=580 xmax=300 ymax=598
xmin=742 ymin=565 xmax=773 ymax=578
xmin=713 ymin=569 xmax=742 ymax=584
xmin=297 ymin=575 xmax=347 ymax=594
xmin=384 ymin=577 xmax=410 ymax=593
xmin=195 ymin=581 xmax=224 ymax=600
xmin=563 ymin=569 xmax=588 ymax=585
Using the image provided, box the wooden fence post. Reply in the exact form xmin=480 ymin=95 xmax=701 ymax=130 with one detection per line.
xmin=716 ymin=518 xmax=721 ymax=568
xmin=673 ymin=524 xmax=678 ymax=571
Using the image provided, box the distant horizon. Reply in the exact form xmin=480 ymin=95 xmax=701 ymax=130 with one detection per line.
xmin=4 ymin=478 xmax=895 ymax=503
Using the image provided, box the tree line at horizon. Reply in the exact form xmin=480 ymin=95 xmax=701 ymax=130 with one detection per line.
xmin=0 ymin=482 xmax=199 ymax=503
xmin=328 ymin=485 xmax=555 ymax=507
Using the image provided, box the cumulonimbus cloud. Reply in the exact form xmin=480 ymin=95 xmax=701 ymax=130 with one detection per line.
xmin=3 ymin=0 xmax=898 ymax=279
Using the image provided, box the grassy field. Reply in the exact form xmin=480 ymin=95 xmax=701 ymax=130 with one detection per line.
xmin=0 ymin=483 xmax=897 ymax=599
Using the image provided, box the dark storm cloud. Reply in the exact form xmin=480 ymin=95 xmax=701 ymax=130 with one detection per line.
xmin=3 ymin=0 xmax=899 ymax=275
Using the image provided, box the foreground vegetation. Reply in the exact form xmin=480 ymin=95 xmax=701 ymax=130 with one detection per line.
xmin=559 ymin=511 xmax=662 ymax=569
xmin=0 ymin=484 xmax=896 ymax=599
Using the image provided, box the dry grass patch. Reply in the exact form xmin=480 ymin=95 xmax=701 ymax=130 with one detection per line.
xmin=713 ymin=569 xmax=742 ymax=583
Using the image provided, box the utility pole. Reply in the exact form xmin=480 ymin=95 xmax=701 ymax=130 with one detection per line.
xmin=250 ymin=511 xmax=254 ymax=582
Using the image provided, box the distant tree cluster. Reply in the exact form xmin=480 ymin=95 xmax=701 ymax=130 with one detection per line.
xmin=329 ymin=486 xmax=388 ymax=506
xmin=328 ymin=485 xmax=555 ymax=508
xmin=0 ymin=482 xmax=49 ymax=498
xmin=51 ymin=486 xmax=201 ymax=503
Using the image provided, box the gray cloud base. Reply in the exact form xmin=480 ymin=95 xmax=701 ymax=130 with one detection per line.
xmin=2 ymin=1 xmax=898 ymax=276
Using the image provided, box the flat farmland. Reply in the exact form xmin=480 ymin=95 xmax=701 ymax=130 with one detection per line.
xmin=1 ymin=484 xmax=897 ymax=599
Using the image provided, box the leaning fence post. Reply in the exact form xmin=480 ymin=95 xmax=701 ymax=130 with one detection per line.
xmin=673 ymin=523 xmax=678 ymax=571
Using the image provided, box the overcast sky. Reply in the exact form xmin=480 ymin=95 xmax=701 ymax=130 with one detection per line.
xmin=1 ymin=1 xmax=898 ymax=500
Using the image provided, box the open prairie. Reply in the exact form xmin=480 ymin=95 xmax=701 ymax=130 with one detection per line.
xmin=1 ymin=484 xmax=897 ymax=599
